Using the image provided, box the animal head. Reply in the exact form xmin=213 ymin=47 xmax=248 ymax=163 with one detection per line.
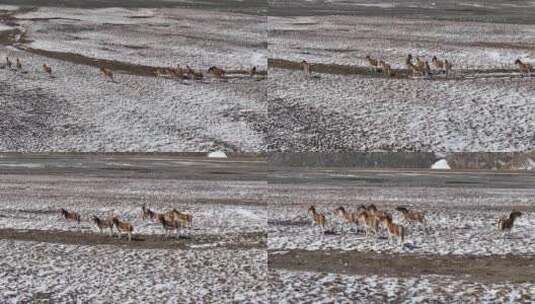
xmin=514 ymin=59 xmax=522 ymax=65
xmin=396 ymin=206 xmax=409 ymax=214
xmin=407 ymin=54 xmax=413 ymax=60
xmin=208 ymin=66 xmax=216 ymax=72
xmin=91 ymin=215 xmax=99 ymax=222
xmin=510 ymin=210 xmax=522 ymax=219
xmin=308 ymin=206 xmax=316 ymax=213
xmin=367 ymin=204 xmax=377 ymax=212
xmin=432 ymin=56 xmax=437 ymax=61
xmin=334 ymin=206 xmax=345 ymax=214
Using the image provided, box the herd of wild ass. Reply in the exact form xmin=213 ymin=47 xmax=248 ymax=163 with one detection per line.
xmin=301 ymin=55 xmax=534 ymax=79
xmin=308 ymin=204 xmax=523 ymax=246
xmin=2 ymin=56 xmax=259 ymax=82
xmin=60 ymin=205 xmax=193 ymax=241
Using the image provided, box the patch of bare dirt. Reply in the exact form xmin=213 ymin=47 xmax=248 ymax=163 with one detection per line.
xmin=269 ymin=249 xmax=535 ymax=284
xmin=0 ymin=228 xmax=266 ymax=250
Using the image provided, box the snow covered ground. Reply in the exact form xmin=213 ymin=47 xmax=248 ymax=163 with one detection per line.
xmin=16 ymin=7 xmax=267 ymax=70
xmin=0 ymin=155 xmax=268 ymax=302
xmin=269 ymin=15 xmax=535 ymax=69
xmin=0 ymin=239 xmax=267 ymax=303
xmin=1 ymin=6 xmax=267 ymax=152
xmin=0 ymin=173 xmax=266 ymax=236
xmin=269 ymin=270 xmax=535 ymax=303
xmin=267 ymin=68 xmax=535 ymax=151
xmin=267 ymin=12 xmax=535 ymax=151
xmin=268 ymin=172 xmax=535 ymax=255
xmin=0 ymin=47 xmax=266 ymax=152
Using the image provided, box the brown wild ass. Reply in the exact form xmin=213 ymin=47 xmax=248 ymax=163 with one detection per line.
xmin=382 ymin=215 xmax=405 ymax=245
xmin=157 ymin=214 xmax=181 ymax=239
xmin=334 ymin=206 xmax=359 ymax=232
xmin=170 ymin=209 xmax=193 ymax=229
xmin=112 ymin=217 xmax=133 ymax=241
xmin=497 ymin=210 xmax=522 ymax=240
xmin=141 ymin=205 xmax=158 ymax=221
xmin=444 ymin=59 xmax=452 ymax=78
xmin=42 ymin=64 xmax=52 ymax=76
xmin=365 ymin=55 xmax=379 ymax=72
xmin=308 ymin=206 xmax=326 ymax=233
xmin=186 ymin=66 xmax=204 ymax=80
xmin=91 ymin=215 xmax=114 ymax=236
xmin=60 ymin=208 xmax=81 ymax=224
xmin=100 ymin=67 xmax=114 ymax=81
xmin=356 ymin=209 xmax=379 ymax=238
xmin=406 ymin=54 xmax=423 ymax=76
xmin=396 ymin=207 xmax=425 ymax=225
xmin=379 ymin=61 xmax=394 ymax=77
xmin=207 ymin=66 xmax=226 ymax=79
xmin=302 ymin=60 xmax=311 ymax=78
xmin=515 ymin=59 xmax=533 ymax=77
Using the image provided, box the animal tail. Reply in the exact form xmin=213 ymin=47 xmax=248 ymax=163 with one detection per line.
xmin=400 ymin=226 xmax=405 ymax=243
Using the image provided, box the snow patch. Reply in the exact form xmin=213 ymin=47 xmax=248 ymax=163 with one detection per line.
xmin=208 ymin=151 xmax=228 ymax=158
xmin=431 ymin=159 xmax=451 ymax=170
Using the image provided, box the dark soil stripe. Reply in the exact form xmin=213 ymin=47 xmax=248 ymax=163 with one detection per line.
xmin=0 ymin=228 xmax=266 ymax=250
xmin=269 ymin=249 xmax=535 ymax=283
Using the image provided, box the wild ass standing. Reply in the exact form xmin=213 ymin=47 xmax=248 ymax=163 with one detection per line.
xmin=515 ymin=59 xmax=533 ymax=77
xmin=382 ymin=215 xmax=405 ymax=246
xmin=497 ymin=211 xmax=522 ymax=240
xmin=112 ymin=217 xmax=133 ymax=241
xmin=308 ymin=206 xmax=326 ymax=233
xmin=60 ymin=208 xmax=81 ymax=224
xmin=302 ymin=60 xmax=311 ymax=78
xmin=100 ymin=67 xmax=114 ymax=81
xmin=91 ymin=215 xmax=114 ymax=236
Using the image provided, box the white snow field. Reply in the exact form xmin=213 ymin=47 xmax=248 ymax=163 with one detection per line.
xmin=269 ymin=15 xmax=535 ymax=69
xmin=267 ymin=68 xmax=535 ymax=151
xmin=0 ymin=239 xmax=267 ymax=304
xmin=269 ymin=270 xmax=535 ymax=303
xmin=16 ymin=7 xmax=267 ymax=70
xmin=267 ymin=12 xmax=535 ymax=151
xmin=1 ymin=6 xmax=267 ymax=152
xmin=0 ymin=172 xmax=266 ymax=237
xmin=268 ymin=171 xmax=535 ymax=255
xmin=0 ymin=155 xmax=268 ymax=302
